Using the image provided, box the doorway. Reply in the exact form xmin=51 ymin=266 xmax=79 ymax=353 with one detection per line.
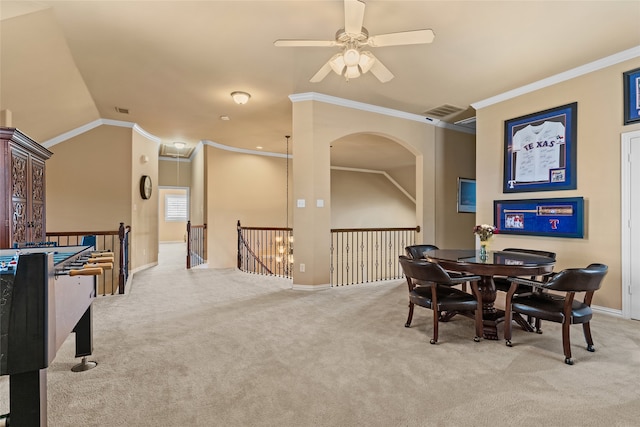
xmin=621 ymin=129 xmax=640 ymax=319
xmin=159 ymin=187 xmax=189 ymax=243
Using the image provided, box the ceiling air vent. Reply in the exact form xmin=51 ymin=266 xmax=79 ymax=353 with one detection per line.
xmin=423 ymin=104 xmax=464 ymax=119
xmin=114 ymin=107 xmax=129 ymax=114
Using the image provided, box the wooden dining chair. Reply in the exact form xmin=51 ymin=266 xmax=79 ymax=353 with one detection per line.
xmin=494 ymin=248 xmax=557 ymax=328
xmin=404 ymin=245 xmax=471 ymax=293
xmin=494 ymin=248 xmax=557 ymax=293
xmin=398 ymin=255 xmax=483 ymax=344
xmin=503 ymin=263 xmax=608 ymax=365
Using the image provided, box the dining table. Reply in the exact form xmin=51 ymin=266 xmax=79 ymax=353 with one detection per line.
xmin=425 ymin=249 xmax=556 ymax=340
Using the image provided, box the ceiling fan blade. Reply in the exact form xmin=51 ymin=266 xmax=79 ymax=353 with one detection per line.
xmin=274 ymin=39 xmax=337 ymax=47
xmin=310 ymin=61 xmax=334 ymax=83
xmin=367 ymin=29 xmax=435 ymax=47
xmin=368 ymin=54 xmax=394 ymax=83
xmin=344 ymin=0 xmax=365 ymax=35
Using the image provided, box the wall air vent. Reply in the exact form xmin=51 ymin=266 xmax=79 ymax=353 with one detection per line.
xmin=115 ymin=107 xmax=130 ymax=114
xmin=423 ymin=104 xmax=464 ymax=119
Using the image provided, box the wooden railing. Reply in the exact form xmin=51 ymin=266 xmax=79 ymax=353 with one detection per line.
xmin=186 ymin=221 xmax=207 ymax=269
xmin=237 ymin=220 xmax=293 ymax=278
xmin=46 ymin=222 xmax=131 ymax=295
xmin=236 ymin=221 xmax=419 ymax=286
xmin=330 ymin=226 xmax=419 ymax=286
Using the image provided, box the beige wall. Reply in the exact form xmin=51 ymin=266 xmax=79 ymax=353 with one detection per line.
xmin=435 ymin=127 xmax=476 ymax=249
xmin=131 ymin=129 xmax=159 ymax=269
xmin=47 ymin=125 xmax=132 ymax=232
xmin=476 ymin=57 xmax=640 ymax=310
xmin=206 ymin=145 xmax=292 ymax=268
xmin=159 ymin=158 xmax=191 ymax=187
xmin=190 ymin=144 xmax=206 ymax=226
xmin=331 ymin=169 xmax=415 ymax=229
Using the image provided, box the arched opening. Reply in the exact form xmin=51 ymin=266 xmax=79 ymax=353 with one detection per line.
xmin=330 ymin=133 xmax=416 ymax=229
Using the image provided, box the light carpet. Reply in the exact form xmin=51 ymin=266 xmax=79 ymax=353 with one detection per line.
xmin=2 ymin=242 xmax=640 ymax=426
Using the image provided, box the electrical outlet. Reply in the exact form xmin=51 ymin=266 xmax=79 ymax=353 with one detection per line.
xmin=300 ymin=263 xmax=305 ymax=272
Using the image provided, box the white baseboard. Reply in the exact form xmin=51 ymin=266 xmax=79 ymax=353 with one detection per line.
xmin=190 ymin=263 xmax=209 ymax=269
xmin=292 ymin=283 xmax=332 ymax=291
xmin=592 ymin=304 xmax=623 ymax=317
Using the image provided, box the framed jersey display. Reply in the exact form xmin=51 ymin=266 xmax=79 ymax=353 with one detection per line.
xmin=503 ymin=102 xmax=577 ymax=193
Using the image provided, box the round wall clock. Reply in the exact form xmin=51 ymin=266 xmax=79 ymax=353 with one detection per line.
xmin=140 ymin=175 xmax=152 ymax=199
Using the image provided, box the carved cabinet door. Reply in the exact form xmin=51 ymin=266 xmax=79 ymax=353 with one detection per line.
xmin=10 ymin=146 xmax=29 ymax=245
xmin=9 ymin=145 xmax=47 ymax=246
xmin=30 ymin=156 xmax=46 ymax=242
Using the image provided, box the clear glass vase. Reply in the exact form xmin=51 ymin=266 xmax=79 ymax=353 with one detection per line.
xmin=479 ymin=242 xmax=488 ymax=260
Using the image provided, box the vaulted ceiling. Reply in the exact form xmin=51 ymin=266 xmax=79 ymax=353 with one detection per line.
xmin=1 ymin=1 xmax=639 ymax=166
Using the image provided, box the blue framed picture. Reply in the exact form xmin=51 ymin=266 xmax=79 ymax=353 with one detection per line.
xmin=624 ymin=67 xmax=640 ymax=125
xmin=503 ymin=102 xmax=577 ymax=193
xmin=493 ymin=197 xmax=584 ymax=238
xmin=457 ymin=178 xmax=476 ymax=213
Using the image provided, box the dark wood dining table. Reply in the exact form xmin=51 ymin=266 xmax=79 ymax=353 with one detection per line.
xmin=425 ymin=249 xmax=556 ymax=340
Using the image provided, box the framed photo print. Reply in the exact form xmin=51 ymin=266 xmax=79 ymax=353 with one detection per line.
xmin=503 ymin=102 xmax=577 ymax=193
xmin=624 ymin=67 xmax=640 ymax=125
xmin=457 ymin=178 xmax=476 ymax=213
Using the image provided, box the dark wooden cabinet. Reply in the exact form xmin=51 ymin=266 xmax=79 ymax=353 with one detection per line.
xmin=1 ymin=127 xmax=53 ymax=249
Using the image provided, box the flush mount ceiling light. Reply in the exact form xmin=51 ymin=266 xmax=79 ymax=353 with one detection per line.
xmin=174 ymin=142 xmax=186 ymax=149
xmin=231 ymin=91 xmax=251 ymax=105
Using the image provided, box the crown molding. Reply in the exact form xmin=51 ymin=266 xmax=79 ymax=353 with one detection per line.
xmin=289 ymin=92 xmax=475 ymax=134
xmin=472 ymin=45 xmax=640 ymax=110
xmin=42 ymin=118 xmax=159 ymax=148
xmin=290 ymin=92 xmax=437 ymax=125
xmin=132 ymin=123 xmax=161 ymax=144
xmin=202 ymin=140 xmax=291 ymax=159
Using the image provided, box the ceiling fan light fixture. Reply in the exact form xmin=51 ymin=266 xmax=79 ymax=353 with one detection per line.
xmin=343 ymin=48 xmax=360 ymax=67
xmin=329 ymin=53 xmax=346 ymax=75
xmin=345 ymin=65 xmax=360 ymax=79
xmin=358 ymin=51 xmax=375 ymax=73
xmin=231 ymin=91 xmax=251 ymax=105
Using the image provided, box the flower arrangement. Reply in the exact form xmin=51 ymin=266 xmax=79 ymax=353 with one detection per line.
xmin=473 ymin=224 xmax=496 ymax=242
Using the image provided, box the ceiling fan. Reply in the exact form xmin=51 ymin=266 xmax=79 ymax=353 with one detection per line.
xmin=274 ymin=0 xmax=435 ymax=83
